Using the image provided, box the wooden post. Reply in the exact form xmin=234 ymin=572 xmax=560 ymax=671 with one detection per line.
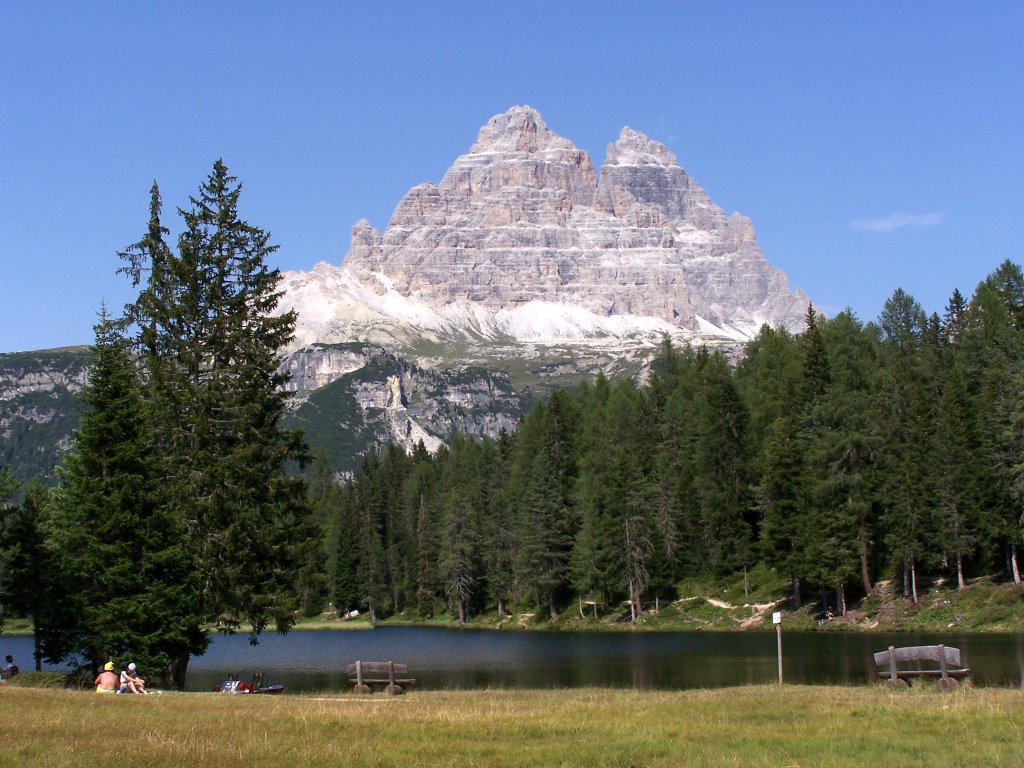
xmin=773 ymin=611 xmax=783 ymax=684
xmin=888 ymin=646 xmax=898 ymax=682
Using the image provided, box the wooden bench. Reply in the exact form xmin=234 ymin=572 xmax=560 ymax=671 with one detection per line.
xmin=346 ymin=661 xmax=416 ymax=695
xmin=873 ymin=644 xmax=971 ymax=691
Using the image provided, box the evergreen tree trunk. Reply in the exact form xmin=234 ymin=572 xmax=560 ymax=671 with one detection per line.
xmin=910 ymin=560 xmax=919 ymax=604
xmin=457 ymin=596 xmax=467 ymax=627
xmin=957 ymin=552 xmax=965 ymax=591
xmin=498 ymin=596 xmax=507 ymax=619
xmin=1012 ymin=547 xmax=1022 ymax=585
xmin=859 ymin=537 xmax=873 ymax=595
xmin=791 ymin=575 xmax=802 ymax=609
xmin=628 ymin=579 xmax=637 ymax=623
xmin=578 ymin=594 xmax=585 ymax=620
xmin=169 ymin=655 xmax=190 ymax=691
xmin=548 ymin=592 xmax=558 ymax=622
xmin=836 ymin=585 xmax=847 ymax=616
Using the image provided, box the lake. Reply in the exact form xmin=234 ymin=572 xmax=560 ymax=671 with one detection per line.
xmin=5 ymin=628 xmax=1024 ymax=692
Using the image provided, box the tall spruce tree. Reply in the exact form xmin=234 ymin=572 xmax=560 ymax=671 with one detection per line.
xmin=877 ymin=289 xmax=934 ymax=602
xmin=118 ymin=162 xmax=314 ymax=685
xmin=0 ymin=467 xmax=19 ymax=634
xmin=45 ymin=309 xmax=205 ymax=679
xmin=695 ymin=353 xmax=754 ymax=575
xmin=0 ymin=468 xmax=15 ymax=506
xmin=0 ymin=481 xmax=55 ymax=670
xmin=963 ymin=262 xmax=1024 ymax=580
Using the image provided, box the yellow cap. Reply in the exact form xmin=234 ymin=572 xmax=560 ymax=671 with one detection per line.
xmin=104 ymin=662 xmax=114 ymax=671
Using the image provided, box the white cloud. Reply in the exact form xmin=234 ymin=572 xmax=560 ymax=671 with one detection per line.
xmin=850 ymin=212 xmax=944 ymax=234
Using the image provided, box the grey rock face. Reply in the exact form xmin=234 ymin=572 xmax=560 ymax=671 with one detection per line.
xmin=281 ymin=105 xmax=811 ymax=350
xmin=0 ymin=349 xmax=89 ymax=489
xmin=285 ymin=344 xmax=523 ymax=471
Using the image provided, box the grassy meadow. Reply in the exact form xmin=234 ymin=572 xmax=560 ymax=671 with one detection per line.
xmin=2 ymin=684 xmax=1023 ymax=767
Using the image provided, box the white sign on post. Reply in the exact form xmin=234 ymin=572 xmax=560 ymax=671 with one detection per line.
xmin=773 ymin=611 xmax=783 ymax=684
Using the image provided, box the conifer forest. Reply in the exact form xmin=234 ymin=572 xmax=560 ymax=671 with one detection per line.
xmin=317 ymin=260 xmax=1024 ymax=626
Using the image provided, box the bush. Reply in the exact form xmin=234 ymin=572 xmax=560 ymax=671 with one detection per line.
xmin=4 ymin=671 xmax=71 ymax=689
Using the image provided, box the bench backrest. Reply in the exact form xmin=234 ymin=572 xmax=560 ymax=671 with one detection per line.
xmin=872 ymin=645 xmax=961 ymax=667
xmin=346 ymin=661 xmax=409 ymax=677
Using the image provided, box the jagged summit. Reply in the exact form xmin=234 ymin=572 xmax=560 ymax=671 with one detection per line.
xmin=470 ymin=105 xmax=570 ymax=154
xmin=279 ymin=106 xmax=810 ymax=354
xmin=606 ymin=127 xmax=678 ymax=167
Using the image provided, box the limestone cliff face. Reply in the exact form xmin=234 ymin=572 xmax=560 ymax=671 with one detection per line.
xmin=280 ymin=106 xmax=811 ymax=350
xmin=284 ymin=344 xmax=522 ymax=468
xmin=0 ymin=349 xmax=89 ymax=488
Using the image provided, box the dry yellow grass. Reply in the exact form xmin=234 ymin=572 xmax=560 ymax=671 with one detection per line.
xmin=1 ymin=684 xmax=1023 ymax=767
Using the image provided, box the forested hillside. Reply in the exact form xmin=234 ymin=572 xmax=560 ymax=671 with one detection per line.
xmin=314 ymin=261 xmax=1024 ymax=624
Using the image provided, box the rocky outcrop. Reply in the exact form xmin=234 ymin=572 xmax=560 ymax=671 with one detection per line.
xmin=286 ymin=344 xmax=523 ymax=468
xmin=279 ymin=106 xmax=811 ymax=352
xmin=0 ymin=348 xmax=89 ymax=489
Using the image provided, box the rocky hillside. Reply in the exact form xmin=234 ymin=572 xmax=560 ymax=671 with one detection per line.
xmin=0 ymin=345 xmax=530 ymax=484
xmin=0 ymin=348 xmax=88 ymax=488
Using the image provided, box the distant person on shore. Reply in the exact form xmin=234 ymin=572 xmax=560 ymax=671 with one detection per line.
xmin=1 ymin=655 xmax=17 ymax=678
xmin=118 ymin=662 xmax=147 ymax=694
xmin=95 ymin=662 xmax=118 ymax=693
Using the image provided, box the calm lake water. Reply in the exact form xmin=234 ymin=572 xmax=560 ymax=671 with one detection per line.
xmin=5 ymin=627 xmax=1024 ymax=693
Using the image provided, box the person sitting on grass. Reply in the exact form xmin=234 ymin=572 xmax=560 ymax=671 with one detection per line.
xmin=118 ymin=662 xmax=147 ymax=694
xmin=95 ymin=662 xmax=118 ymax=693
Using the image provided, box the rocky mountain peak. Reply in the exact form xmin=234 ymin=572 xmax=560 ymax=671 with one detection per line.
xmin=605 ymin=127 xmax=678 ymax=167
xmin=469 ymin=105 xmax=568 ymax=154
xmin=279 ymin=107 xmax=811 ymax=354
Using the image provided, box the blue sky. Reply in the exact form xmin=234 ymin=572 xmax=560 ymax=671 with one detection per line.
xmin=2 ymin=2 xmax=1021 ymax=352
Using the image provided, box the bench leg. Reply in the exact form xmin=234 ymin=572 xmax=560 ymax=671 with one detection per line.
xmin=883 ymin=677 xmax=909 ymax=689
xmin=353 ymin=684 xmax=371 ymax=695
xmin=934 ymin=677 xmax=959 ymax=692
xmin=385 ymin=684 xmax=404 ymax=696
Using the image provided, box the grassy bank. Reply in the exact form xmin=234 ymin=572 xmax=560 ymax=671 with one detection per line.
xmin=1 ymin=685 xmax=1022 ymax=767
xmin=6 ymin=569 xmax=1024 ymax=639
xmin=331 ymin=567 xmax=1024 ymax=635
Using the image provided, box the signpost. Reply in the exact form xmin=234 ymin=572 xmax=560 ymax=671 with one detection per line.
xmin=773 ymin=611 xmax=783 ymax=684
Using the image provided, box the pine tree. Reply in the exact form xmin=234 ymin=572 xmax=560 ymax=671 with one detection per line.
xmin=118 ymin=162 xmax=315 ymax=684
xmin=481 ymin=429 xmax=517 ymax=618
xmin=934 ymin=362 xmax=981 ymax=589
xmin=961 ymin=263 xmax=1024 ymax=580
xmin=0 ymin=468 xmax=15 ymax=506
xmin=571 ymin=376 xmax=624 ymax=614
xmin=757 ymin=414 xmax=807 ymax=607
xmin=695 ymin=353 xmax=754 ymax=575
xmin=439 ymin=486 xmax=478 ymax=626
xmin=44 ymin=309 xmax=205 ymax=679
xmin=877 ymin=289 xmax=934 ymax=602
xmin=0 ymin=481 xmax=56 ymax=670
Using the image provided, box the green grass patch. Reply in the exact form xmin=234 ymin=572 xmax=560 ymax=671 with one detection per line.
xmin=1 ymin=685 xmax=1023 ymax=767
